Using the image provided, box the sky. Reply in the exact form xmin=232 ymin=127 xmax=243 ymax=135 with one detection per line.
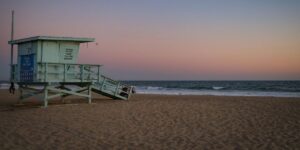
xmin=0 ymin=0 xmax=299 ymax=80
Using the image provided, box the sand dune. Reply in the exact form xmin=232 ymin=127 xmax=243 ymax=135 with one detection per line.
xmin=0 ymin=90 xmax=299 ymax=149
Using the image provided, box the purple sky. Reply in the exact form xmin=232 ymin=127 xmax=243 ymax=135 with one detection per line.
xmin=0 ymin=0 xmax=300 ymax=80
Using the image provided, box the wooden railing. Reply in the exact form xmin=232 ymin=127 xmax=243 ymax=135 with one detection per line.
xmin=37 ymin=62 xmax=102 ymax=82
xmin=10 ymin=62 xmax=133 ymax=99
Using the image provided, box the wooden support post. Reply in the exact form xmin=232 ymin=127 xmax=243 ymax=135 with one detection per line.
xmin=88 ymin=85 xmax=92 ymax=104
xmin=60 ymin=83 xmax=65 ymax=103
xmin=14 ymin=83 xmax=100 ymax=107
xmin=43 ymin=85 xmax=48 ymax=108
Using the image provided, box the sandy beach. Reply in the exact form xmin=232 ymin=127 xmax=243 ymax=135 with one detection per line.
xmin=0 ymin=90 xmax=299 ymax=149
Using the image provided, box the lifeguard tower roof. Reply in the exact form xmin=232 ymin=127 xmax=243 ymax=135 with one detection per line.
xmin=9 ymin=36 xmax=94 ymax=44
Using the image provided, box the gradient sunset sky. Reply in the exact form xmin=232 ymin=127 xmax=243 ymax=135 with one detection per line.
xmin=0 ymin=0 xmax=299 ymax=80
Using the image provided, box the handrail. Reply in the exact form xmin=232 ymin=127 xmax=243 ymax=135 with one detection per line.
xmin=11 ymin=62 xmax=133 ymax=99
xmin=37 ymin=62 xmax=102 ymax=66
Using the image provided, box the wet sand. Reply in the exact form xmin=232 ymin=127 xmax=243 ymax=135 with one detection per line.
xmin=0 ymin=90 xmax=299 ymax=149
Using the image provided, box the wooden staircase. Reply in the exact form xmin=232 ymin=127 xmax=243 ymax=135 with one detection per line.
xmin=91 ymin=75 xmax=132 ymax=100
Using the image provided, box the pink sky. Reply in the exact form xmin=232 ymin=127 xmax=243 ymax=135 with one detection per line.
xmin=0 ymin=0 xmax=299 ymax=80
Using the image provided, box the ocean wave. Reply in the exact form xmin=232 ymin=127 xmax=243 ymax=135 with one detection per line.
xmin=138 ymin=86 xmax=164 ymax=90
xmin=136 ymin=90 xmax=300 ymax=97
xmin=212 ymin=86 xmax=224 ymax=90
xmin=124 ymin=81 xmax=300 ymax=92
xmin=134 ymin=86 xmax=300 ymax=97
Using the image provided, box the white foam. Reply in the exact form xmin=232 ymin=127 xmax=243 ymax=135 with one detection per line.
xmin=212 ymin=86 xmax=224 ymax=90
xmin=0 ymin=83 xmax=19 ymax=89
xmin=144 ymin=86 xmax=163 ymax=90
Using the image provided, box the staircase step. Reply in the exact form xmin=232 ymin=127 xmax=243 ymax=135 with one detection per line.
xmin=91 ymin=86 xmax=129 ymax=100
xmin=88 ymin=74 xmax=132 ymax=100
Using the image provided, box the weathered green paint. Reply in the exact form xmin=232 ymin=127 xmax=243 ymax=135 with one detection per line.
xmin=10 ymin=36 xmax=92 ymax=82
xmin=10 ymin=36 xmax=133 ymax=107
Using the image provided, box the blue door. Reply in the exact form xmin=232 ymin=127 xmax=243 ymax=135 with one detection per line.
xmin=20 ymin=54 xmax=34 ymax=82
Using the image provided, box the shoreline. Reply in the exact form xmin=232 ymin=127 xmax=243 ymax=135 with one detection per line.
xmin=136 ymin=91 xmax=300 ymax=98
xmin=1 ymin=86 xmax=300 ymax=98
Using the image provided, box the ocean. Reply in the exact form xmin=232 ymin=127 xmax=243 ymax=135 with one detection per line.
xmin=123 ymin=81 xmax=300 ymax=98
xmin=1 ymin=81 xmax=300 ymax=98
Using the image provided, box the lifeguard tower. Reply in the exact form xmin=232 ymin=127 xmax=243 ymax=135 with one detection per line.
xmin=9 ymin=36 xmax=133 ymax=107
